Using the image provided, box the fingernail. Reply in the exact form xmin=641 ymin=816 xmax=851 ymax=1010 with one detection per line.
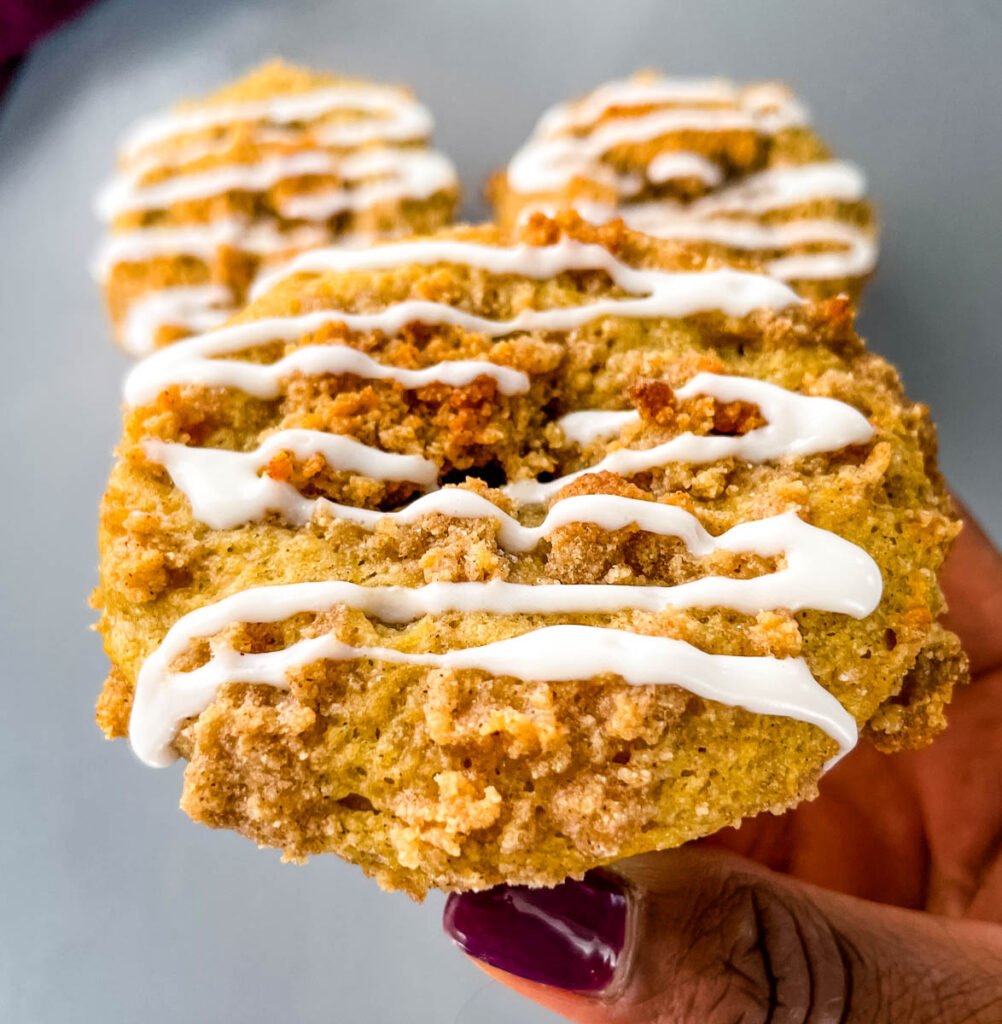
xmin=443 ymin=873 xmax=628 ymax=993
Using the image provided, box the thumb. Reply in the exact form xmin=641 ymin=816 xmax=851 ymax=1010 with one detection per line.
xmin=443 ymin=848 xmax=1002 ymax=1023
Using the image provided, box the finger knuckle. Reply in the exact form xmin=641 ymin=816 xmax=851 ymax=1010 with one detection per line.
xmin=697 ymin=875 xmax=855 ymax=1024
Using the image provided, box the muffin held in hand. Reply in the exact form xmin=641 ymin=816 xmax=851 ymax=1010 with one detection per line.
xmin=94 ymin=213 xmax=963 ymax=897
xmin=93 ymin=60 xmax=458 ymax=355
xmin=490 ymin=73 xmax=877 ymax=302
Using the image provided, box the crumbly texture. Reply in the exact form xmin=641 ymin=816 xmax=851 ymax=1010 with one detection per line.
xmin=489 ymin=73 xmax=877 ymax=302
xmin=100 ymin=60 xmax=457 ymax=350
xmin=95 ymin=214 xmax=964 ymax=897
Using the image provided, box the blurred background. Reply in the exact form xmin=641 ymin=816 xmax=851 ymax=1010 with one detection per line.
xmin=1 ymin=1 xmax=999 ymax=1021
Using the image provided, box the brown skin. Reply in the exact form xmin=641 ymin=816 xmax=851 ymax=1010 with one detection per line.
xmin=475 ymin=504 xmax=1002 ymax=1022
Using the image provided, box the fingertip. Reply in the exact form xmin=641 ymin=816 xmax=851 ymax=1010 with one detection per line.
xmin=443 ymin=875 xmax=628 ymax=995
xmin=467 ymin=961 xmax=611 ymax=1023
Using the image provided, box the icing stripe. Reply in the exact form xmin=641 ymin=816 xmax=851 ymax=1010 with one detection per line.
xmin=138 ymin=434 xmax=885 ymax=614
xmin=557 ymin=408 xmax=639 ymax=445
xmin=99 ymin=80 xmax=457 ymax=353
xmin=646 ymin=151 xmax=724 ymax=186
xmin=508 ymin=372 xmax=874 ymax=502
xmin=615 ymin=214 xmax=876 ymax=282
xmin=116 ymin=223 xmax=876 ymax=782
xmin=123 ymin=276 xmax=794 ymax=404
xmin=247 ymin=235 xmax=800 ymax=303
xmin=509 ymin=109 xmax=760 ymax=195
xmin=535 ymin=77 xmax=740 ymax=136
xmin=97 ymin=147 xmax=456 ymax=220
xmin=518 ymin=161 xmax=870 ymax=228
xmin=534 ymin=77 xmax=806 ymax=138
xmin=129 ymin=594 xmax=858 ymax=768
xmin=120 ymin=285 xmax=234 ymax=356
xmin=148 ymin=430 xmax=437 ymax=499
xmin=278 ymin=150 xmax=456 ymax=220
xmin=682 ymin=161 xmax=867 ymax=216
xmin=740 ymin=83 xmax=811 ymax=133
xmin=134 ymin=534 xmax=881 ymax=621
xmin=518 ymin=162 xmax=873 ymax=286
xmin=123 ymin=137 xmax=240 ymax=178
xmin=98 ymin=150 xmax=339 ymax=219
xmin=145 ymin=373 xmax=873 ymax=523
xmin=507 ymin=77 xmax=810 ymax=196
xmin=93 ymin=219 xmax=333 ymax=280
xmin=139 ymin=345 xmax=529 ymax=401
xmin=124 ymin=240 xmax=800 ymax=407
xmin=120 ymin=84 xmax=433 ymax=158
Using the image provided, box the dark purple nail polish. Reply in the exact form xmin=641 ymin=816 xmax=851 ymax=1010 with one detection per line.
xmin=443 ymin=873 xmax=628 ymax=993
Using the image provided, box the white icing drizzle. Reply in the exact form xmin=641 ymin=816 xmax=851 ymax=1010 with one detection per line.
xmin=764 ymin=224 xmax=875 ymax=281
xmin=277 ymin=150 xmax=456 ymax=221
xmin=615 ymin=214 xmax=876 ymax=282
xmin=93 ymin=219 xmax=332 ymax=280
xmin=124 ymin=239 xmax=800 ymax=406
xmin=97 ymin=147 xmax=456 ymax=220
xmin=741 ymin=83 xmax=811 ymax=133
xmin=557 ymin=408 xmax=640 ymax=445
xmin=98 ymin=150 xmax=338 ymax=219
xmin=92 ymin=220 xmax=334 ymax=348
xmin=99 ymin=80 xmax=457 ymax=354
xmin=533 ymin=77 xmax=807 ymax=139
xmin=507 ymin=76 xmax=809 ymax=196
xmin=120 ymin=83 xmax=434 ymax=159
xmin=149 ymin=428 xmax=437 ymax=499
xmin=646 ymin=151 xmax=724 ymax=187
xmin=145 ymin=371 xmax=872 ymax=523
xmin=120 ymin=285 xmax=234 ymax=356
xmin=122 ymin=230 xmax=878 ymax=778
xmin=138 ymin=431 xmax=883 ymax=614
xmin=131 ymin=617 xmax=857 ymax=769
xmin=508 ymin=371 xmax=874 ymax=502
xmin=503 ymin=77 xmax=873 ymax=287
xmin=309 ymin=106 xmax=432 ymax=148
xmin=138 ymin=342 xmax=529 ymax=401
xmin=248 ymin=235 xmax=801 ymax=304
xmin=120 ymin=135 xmax=272 ymax=180
xmin=520 ymin=160 xmax=873 ymax=285
xmin=534 ymin=77 xmax=740 ymax=136
xmin=683 ymin=161 xmax=867 ymax=216
xmin=509 ymin=108 xmax=761 ymax=195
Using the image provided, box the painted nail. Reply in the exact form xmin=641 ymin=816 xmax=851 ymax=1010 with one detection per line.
xmin=443 ymin=873 xmax=628 ymax=993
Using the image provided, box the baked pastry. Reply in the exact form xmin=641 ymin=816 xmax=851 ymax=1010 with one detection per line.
xmin=94 ymin=214 xmax=963 ymax=897
xmin=93 ymin=60 xmax=458 ymax=355
xmin=491 ymin=73 xmax=877 ymax=301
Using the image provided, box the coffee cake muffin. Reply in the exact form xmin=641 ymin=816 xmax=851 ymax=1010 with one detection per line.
xmin=491 ymin=74 xmax=877 ymax=302
xmin=94 ymin=214 xmax=963 ymax=897
xmin=94 ymin=60 xmax=458 ymax=355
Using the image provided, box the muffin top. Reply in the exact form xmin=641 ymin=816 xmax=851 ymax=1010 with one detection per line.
xmin=95 ymin=214 xmax=963 ymax=896
xmin=94 ymin=60 xmax=458 ymax=354
xmin=491 ymin=73 xmax=877 ymax=302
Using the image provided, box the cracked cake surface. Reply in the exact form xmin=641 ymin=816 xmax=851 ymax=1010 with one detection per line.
xmin=94 ymin=214 xmax=964 ymax=897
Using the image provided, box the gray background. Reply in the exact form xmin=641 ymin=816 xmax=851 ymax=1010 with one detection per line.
xmin=1 ymin=1 xmax=999 ymax=1021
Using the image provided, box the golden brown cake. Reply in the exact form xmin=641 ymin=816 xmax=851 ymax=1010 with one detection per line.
xmin=94 ymin=214 xmax=963 ymax=897
xmin=490 ymin=73 xmax=877 ymax=302
xmin=94 ymin=60 xmax=458 ymax=355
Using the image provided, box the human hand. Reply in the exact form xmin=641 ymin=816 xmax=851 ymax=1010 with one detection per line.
xmin=444 ymin=504 xmax=1002 ymax=1022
